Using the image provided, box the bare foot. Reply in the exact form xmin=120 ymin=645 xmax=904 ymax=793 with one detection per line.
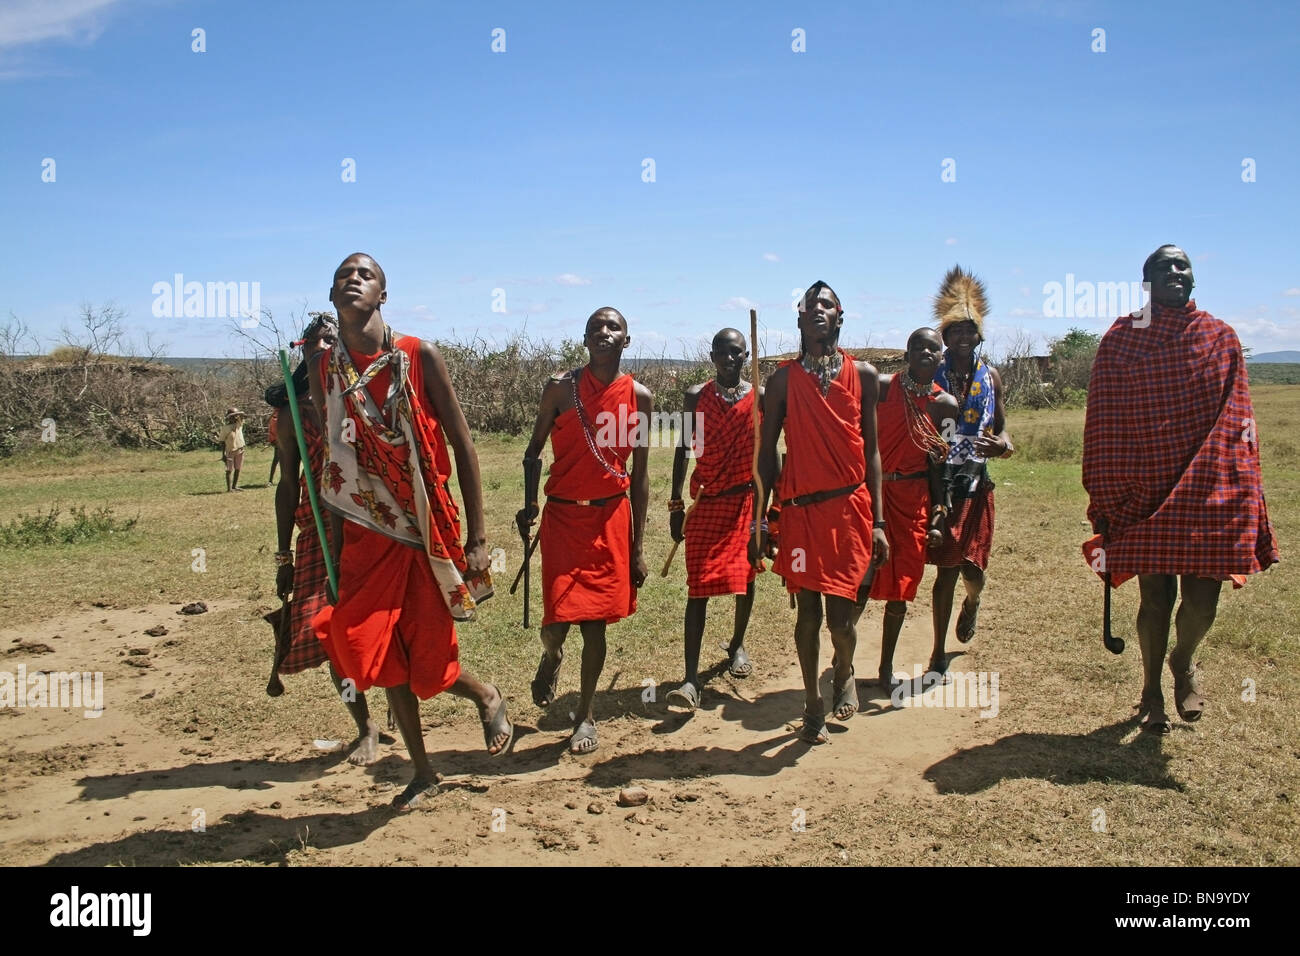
xmin=348 ymin=727 xmax=380 ymax=766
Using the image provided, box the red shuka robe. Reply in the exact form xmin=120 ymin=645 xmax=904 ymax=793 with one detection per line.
xmin=1082 ymin=299 xmax=1278 ymax=584
xmin=541 ymin=370 xmax=638 ymax=625
xmin=312 ymin=336 xmax=461 ymax=700
xmin=773 ymin=350 xmax=874 ymax=600
xmin=685 ymin=382 xmax=760 ymax=599
xmin=870 ymin=379 xmax=939 ymax=602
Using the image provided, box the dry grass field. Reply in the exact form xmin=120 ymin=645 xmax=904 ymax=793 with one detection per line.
xmin=0 ymin=387 xmax=1295 ymax=866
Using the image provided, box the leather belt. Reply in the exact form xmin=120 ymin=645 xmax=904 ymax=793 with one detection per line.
xmin=701 ymin=481 xmax=754 ymax=499
xmin=779 ymin=482 xmax=863 ymax=508
xmin=547 ymin=493 xmax=627 ymax=507
xmin=882 ymin=470 xmax=927 ymax=482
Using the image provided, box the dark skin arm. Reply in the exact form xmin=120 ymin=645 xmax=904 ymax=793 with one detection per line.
xmin=755 ymin=368 xmax=787 ymax=561
xmin=971 ymin=366 xmax=1014 ymax=459
xmin=517 ymin=375 xmax=571 ymax=538
xmin=857 ymin=361 xmax=889 ymax=567
xmin=418 ymin=340 xmax=488 ymax=574
xmin=668 ymin=384 xmax=705 ymax=543
xmin=629 ymin=381 xmax=653 ymax=585
xmin=927 ymin=391 xmax=960 ymax=547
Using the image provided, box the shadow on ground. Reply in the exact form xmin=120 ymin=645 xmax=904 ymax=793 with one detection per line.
xmin=923 ymin=717 xmax=1183 ymax=794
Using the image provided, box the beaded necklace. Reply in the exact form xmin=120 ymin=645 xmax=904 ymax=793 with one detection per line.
xmin=900 ymin=371 xmax=949 ymax=461
xmin=716 ymin=378 xmax=751 ymax=405
xmin=571 ymin=369 xmax=630 ymax=481
xmin=800 ymin=348 xmax=842 ymax=395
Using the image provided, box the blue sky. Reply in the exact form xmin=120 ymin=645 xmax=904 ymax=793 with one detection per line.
xmin=2 ymin=0 xmax=1298 ymax=358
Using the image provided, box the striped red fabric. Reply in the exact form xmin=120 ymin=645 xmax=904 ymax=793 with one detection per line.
xmin=685 ymin=382 xmax=759 ymax=598
xmin=1082 ymin=300 xmax=1279 ymax=580
xmin=281 ymin=416 xmax=332 ymax=674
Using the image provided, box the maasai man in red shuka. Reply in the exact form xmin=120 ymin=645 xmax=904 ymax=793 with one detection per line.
xmin=757 ymin=281 xmax=888 ymax=744
xmin=1082 ymin=244 xmax=1279 ymax=734
xmin=869 ymin=328 xmax=958 ymax=687
xmin=663 ymin=328 xmax=764 ymax=712
xmin=264 ymin=313 xmax=392 ymax=765
xmin=309 ymin=253 xmax=513 ymax=810
xmin=927 ymin=266 xmax=1014 ymax=681
xmin=517 ymin=307 xmax=652 ymax=755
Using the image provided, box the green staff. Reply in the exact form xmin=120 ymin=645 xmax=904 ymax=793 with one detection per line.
xmin=278 ymin=348 xmax=338 ymax=603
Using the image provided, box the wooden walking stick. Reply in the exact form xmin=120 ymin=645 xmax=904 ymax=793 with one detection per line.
xmin=278 ymin=349 xmax=338 ymax=604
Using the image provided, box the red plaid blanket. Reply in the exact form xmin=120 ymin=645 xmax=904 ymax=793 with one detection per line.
xmin=1082 ymin=299 xmax=1278 ymax=580
xmin=685 ymin=383 xmax=759 ymax=598
xmin=281 ymin=417 xmax=331 ymax=674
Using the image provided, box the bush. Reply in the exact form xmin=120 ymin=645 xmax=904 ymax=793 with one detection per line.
xmin=0 ymin=504 xmax=139 ymax=547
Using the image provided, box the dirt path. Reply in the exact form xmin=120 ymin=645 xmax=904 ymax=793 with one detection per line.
xmin=1 ymin=602 xmax=995 ymax=866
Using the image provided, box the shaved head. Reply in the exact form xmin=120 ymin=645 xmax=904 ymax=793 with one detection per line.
xmin=588 ymin=306 xmax=627 ymax=332
xmin=1142 ymin=244 xmax=1189 ymax=283
xmin=908 ymin=327 xmax=942 ymax=350
xmin=713 ymin=327 xmax=746 ymax=351
xmin=337 ymin=252 xmax=386 ymax=289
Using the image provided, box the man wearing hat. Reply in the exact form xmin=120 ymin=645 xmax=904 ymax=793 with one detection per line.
xmin=218 ymin=406 xmax=247 ymax=492
xmin=927 ymin=266 xmax=1013 ymax=679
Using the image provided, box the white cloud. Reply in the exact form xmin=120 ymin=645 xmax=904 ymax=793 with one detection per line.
xmin=762 ymin=253 xmax=780 ymax=262
xmin=1283 ymin=288 xmax=1300 ymax=296
xmin=719 ymin=296 xmax=759 ymax=311
xmin=1224 ymin=315 xmax=1300 ymax=352
xmin=0 ymin=0 xmax=123 ymax=50
xmin=944 ymin=238 xmax=957 ymax=246
xmin=555 ymin=273 xmax=591 ymax=287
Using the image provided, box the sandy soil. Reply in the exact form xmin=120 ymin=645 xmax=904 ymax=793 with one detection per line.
xmin=0 ymin=601 xmax=996 ymax=866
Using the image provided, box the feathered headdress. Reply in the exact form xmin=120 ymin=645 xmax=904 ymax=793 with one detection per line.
xmin=933 ymin=265 xmax=989 ymax=339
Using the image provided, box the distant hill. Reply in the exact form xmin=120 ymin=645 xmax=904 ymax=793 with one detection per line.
xmin=1248 ymin=350 xmax=1300 ymax=363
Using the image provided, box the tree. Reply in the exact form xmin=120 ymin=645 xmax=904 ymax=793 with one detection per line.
xmin=1049 ymin=327 xmax=1101 ymax=362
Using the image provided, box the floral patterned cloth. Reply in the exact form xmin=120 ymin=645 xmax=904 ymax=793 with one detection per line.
xmin=318 ymin=328 xmax=480 ymax=621
xmin=934 ymin=353 xmax=995 ymax=465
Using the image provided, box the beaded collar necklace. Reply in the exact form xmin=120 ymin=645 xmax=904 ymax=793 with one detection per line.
xmin=571 ymin=369 xmax=630 ymax=481
xmin=800 ymin=348 xmax=842 ymax=396
xmin=716 ymin=378 xmax=751 ymax=405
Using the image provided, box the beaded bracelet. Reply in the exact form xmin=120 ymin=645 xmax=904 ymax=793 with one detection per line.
xmin=667 ymin=499 xmax=685 ymax=513
xmin=274 ymin=550 xmax=293 ymax=567
xmin=748 ymin=520 xmax=770 ymax=535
